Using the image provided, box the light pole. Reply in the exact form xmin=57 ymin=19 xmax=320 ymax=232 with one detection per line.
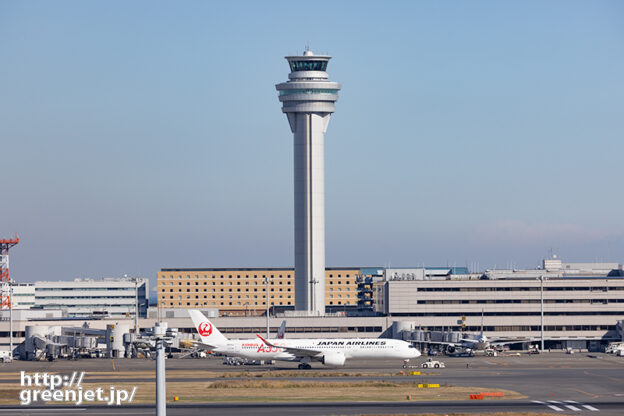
xmin=9 ymin=286 xmax=13 ymax=360
xmin=264 ymin=277 xmax=273 ymax=338
xmin=135 ymin=278 xmax=140 ymax=334
xmin=151 ymin=322 xmax=177 ymax=416
xmin=309 ymin=277 xmax=318 ymax=316
xmin=540 ymin=275 xmax=545 ymax=351
xmin=154 ymin=322 xmax=167 ymax=416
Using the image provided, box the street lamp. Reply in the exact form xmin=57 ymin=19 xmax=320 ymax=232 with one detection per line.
xmin=9 ymin=286 xmax=13 ymax=360
xmin=539 ymin=275 xmax=545 ymax=351
xmin=134 ymin=277 xmax=140 ymax=334
xmin=309 ymin=277 xmax=318 ymax=316
xmin=263 ymin=277 xmax=273 ymax=338
xmin=149 ymin=322 xmax=177 ymax=416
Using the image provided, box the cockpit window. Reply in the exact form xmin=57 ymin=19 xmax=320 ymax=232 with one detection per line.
xmin=408 ymin=344 xmax=417 ymax=348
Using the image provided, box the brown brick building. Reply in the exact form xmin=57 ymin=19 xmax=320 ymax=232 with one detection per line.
xmin=157 ymin=267 xmax=360 ymax=315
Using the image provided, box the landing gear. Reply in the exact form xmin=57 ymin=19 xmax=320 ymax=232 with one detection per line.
xmin=297 ymin=363 xmax=312 ymax=370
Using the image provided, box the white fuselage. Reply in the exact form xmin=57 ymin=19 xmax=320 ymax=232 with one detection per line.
xmin=465 ymin=335 xmax=489 ymax=351
xmin=214 ymin=338 xmax=419 ymax=362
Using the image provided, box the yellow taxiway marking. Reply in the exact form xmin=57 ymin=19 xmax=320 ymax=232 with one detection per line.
xmin=566 ymin=387 xmax=600 ymax=398
xmin=583 ymin=370 xmax=624 ymax=383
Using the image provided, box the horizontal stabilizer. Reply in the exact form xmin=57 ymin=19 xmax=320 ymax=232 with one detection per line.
xmin=190 ymin=340 xmax=218 ymax=350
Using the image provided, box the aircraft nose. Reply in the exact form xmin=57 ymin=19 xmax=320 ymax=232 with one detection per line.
xmin=412 ymin=349 xmax=421 ymax=358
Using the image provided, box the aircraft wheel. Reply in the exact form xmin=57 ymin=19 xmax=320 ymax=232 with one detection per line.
xmin=298 ymin=363 xmax=303 ymax=369
xmin=304 ymin=364 xmax=312 ymax=370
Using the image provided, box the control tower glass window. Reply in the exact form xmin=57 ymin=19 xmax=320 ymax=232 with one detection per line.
xmin=279 ymin=89 xmax=339 ymax=96
xmin=290 ymin=60 xmax=327 ymax=72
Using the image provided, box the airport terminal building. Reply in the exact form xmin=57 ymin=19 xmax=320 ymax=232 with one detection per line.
xmin=8 ymin=277 xmax=149 ymax=318
xmin=369 ymin=259 xmax=624 ymax=347
xmin=1 ymin=258 xmax=623 ymax=353
xmin=151 ymin=258 xmax=624 ymax=350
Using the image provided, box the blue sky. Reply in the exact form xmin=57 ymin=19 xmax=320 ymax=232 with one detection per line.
xmin=1 ymin=1 xmax=623 ymax=289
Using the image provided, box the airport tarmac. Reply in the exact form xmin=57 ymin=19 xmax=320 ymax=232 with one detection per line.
xmin=2 ymin=401 xmax=624 ymax=415
xmin=1 ymin=353 xmax=623 ymax=415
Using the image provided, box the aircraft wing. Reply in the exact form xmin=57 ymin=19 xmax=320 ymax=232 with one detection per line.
xmin=488 ymin=337 xmax=537 ymax=345
xmin=44 ymin=340 xmax=68 ymax=347
xmin=256 ymin=334 xmax=322 ymax=358
xmin=490 ymin=339 xmax=536 ymax=346
xmin=416 ymin=340 xmax=457 ymax=346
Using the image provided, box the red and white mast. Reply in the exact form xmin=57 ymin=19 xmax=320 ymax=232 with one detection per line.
xmin=0 ymin=236 xmax=19 ymax=310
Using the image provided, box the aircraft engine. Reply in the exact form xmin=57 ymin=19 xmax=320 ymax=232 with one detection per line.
xmin=446 ymin=345 xmax=456 ymax=354
xmin=322 ymin=351 xmax=346 ymax=366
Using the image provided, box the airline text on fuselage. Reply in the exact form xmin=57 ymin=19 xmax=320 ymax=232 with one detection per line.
xmin=316 ymin=341 xmax=387 ymax=346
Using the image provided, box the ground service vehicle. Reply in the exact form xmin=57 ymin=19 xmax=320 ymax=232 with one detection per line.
xmin=421 ymin=358 xmax=445 ymax=368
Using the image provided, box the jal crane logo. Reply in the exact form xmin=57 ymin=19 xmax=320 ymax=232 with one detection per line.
xmin=198 ymin=322 xmax=213 ymax=337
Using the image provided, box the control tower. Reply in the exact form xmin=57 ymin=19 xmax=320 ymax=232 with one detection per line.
xmin=276 ymin=49 xmax=341 ymax=315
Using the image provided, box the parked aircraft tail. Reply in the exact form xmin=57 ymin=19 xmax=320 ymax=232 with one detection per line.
xmin=188 ymin=310 xmax=228 ymax=347
xmin=277 ymin=320 xmax=287 ymax=339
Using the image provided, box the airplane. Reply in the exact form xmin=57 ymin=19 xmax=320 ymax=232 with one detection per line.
xmin=189 ymin=310 xmax=420 ymax=369
xmin=424 ymin=332 xmax=529 ymax=356
xmin=420 ymin=312 xmax=534 ymax=355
